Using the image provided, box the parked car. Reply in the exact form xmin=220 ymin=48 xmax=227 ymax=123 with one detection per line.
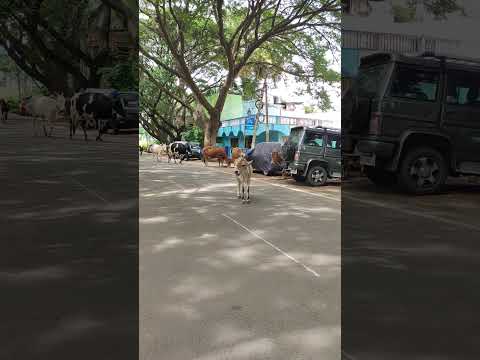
xmin=169 ymin=141 xmax=201 ymax=160
xmin=188 ymin=142 xmax=202 ymax=160
xmin=282 ymin=126 xmax=342 ymax=186
xmin=118 ymin=91 xmax=139 ymax=129
xmin=246 ymin=142 xmax=286 ymax=176
xmin=344 ymin=51 xmax=480 ymax=194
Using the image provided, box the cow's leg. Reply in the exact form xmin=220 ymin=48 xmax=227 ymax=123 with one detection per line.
xmin=246 ymin=182 xmax=250 ymax=203
xmin=204 ymin=157 xmax=208 ymax=166
xmin=241 ymin=183 xmax=246 ymax=203
xmin=96 ymin=118 xmax=106 ymax=141
xmin=236 ymin=176 xmax=241 ymax=199
xmin=81 ymin=119 xmax=88 ymax=141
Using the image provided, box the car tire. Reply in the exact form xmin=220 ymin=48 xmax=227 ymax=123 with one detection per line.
xmin=398 ymin=147 xmax=448 ymax=195
xmin=364 ymin=166 xmax=397 ymax=187
xmin=306 ymin=165 xmax=328 ymax=186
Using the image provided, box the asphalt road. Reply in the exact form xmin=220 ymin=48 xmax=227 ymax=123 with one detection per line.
xmin=1 ymin=115 xmax=138 ymax=359
xmin=139 ymin=156 xmax=341 ymax=360
xmin=342 ymin=177 xmax=480 ymax=360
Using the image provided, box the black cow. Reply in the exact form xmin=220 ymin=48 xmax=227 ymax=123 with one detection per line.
xmin=69 ymin=92 xmax=126 ymax=141
xmin=168 ymin=142 xmax=189 ymax=164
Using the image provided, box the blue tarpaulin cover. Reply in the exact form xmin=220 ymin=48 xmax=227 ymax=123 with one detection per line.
xmin=245 ymin=142 xmax=286 ymax=175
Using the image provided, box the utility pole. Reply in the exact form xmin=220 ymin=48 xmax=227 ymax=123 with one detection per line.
xmin=251 ymin=78 xmax=266 ymax=149
xmin=265 ymin=80 xmax=269 ymax=142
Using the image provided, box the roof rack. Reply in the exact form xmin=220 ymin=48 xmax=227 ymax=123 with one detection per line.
xmin=315 ymin=126 xmax=340 ymax=132
xmin=419 ymin=51 xmax=480 ymax=66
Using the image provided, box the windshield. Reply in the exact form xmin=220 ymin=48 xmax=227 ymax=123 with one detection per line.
xmin=356 ymin=63 xmax=390 ymax=97
xmin=288 ymin=128 xmax=304 ymax=145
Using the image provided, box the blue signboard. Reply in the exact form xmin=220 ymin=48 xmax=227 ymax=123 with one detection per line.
xmin=245 ymin=116 xmax=255 ymax=130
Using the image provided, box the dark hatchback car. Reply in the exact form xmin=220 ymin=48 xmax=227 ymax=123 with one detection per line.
xmin=344 ymin=52 xmax=480 ymax=194
xmin=188 ymin=142 xmax=202 ymax=160
xmin=282 ymin=126 xmax=342 ymax=186
xmin=118 ymin=91 xmax=139 ymax=129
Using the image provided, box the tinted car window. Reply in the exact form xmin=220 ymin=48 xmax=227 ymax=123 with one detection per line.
xmin=356 ymin=63 xmax=390 ymax=98
xmin=326 ymin=134 xmax=341 ymax=149
xmin=446 ymin=70 xmax=480 ymax=106
xmin=389 ymin=66 xmax=439 ymax=101
xmin=288 ymin=128 xmax=304 ymax=146
xmin=304 ymin=132 xmax=323 ymax=147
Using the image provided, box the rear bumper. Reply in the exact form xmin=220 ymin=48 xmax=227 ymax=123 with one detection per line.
xmin=356 ymin=140 xmax=395 ymax=158
xmin=285 ymin=162 xmax=306 ymax=176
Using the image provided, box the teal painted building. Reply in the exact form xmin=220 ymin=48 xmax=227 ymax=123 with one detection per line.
xmin=216 ymin=95 xmax=329 ymax=148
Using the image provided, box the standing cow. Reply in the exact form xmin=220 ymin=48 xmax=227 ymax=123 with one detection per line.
xmin=202 ymin=146 xmax=228 ymax=167
xmin=69 ymin=91 xmax=126 ymax=141
xmin=30 ymin=94 xmax=66 ymax=137
xmin=0 ymin=98 xmax=9 ymax=123
xmin=168 ymin=142 xmax=188 ymax=164
xmin=226 ymin=147 xmax=243 ymax=167
xmin=149 ymin=144 xmax=168 ymax=162
xmin=234 ymin=155 xmax=253 ymax=203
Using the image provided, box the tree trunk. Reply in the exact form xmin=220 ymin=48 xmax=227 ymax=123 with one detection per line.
xmin=204 ymin=112 xmax=221 ymax=147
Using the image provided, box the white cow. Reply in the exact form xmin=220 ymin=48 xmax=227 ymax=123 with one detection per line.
xmin=234 ymin=155 xmax=253 ymax=203
xmin=30 ymin=94 xmax=66 ymax=137
xmin=149 ymin=144 xmax=168 ymax=162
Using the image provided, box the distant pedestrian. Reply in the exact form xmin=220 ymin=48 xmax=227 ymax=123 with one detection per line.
xmin=0 ymin=99 xmax=9 ymax=123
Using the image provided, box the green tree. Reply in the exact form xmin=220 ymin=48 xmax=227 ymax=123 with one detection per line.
xmin=181 ymin=125 xmax=204 ymax=144
xmin=0 ymin=0 xmax=137 ymax=94
xmin=140 ymin=0 xmax=341 ymax=146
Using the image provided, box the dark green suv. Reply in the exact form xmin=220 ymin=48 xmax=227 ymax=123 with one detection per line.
xmin=344 ymin=52 xmax=480 ymax=194
xmin=282 ymin=126 xmax=342 ymax=186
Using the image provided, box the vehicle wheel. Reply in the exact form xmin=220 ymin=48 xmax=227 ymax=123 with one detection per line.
xmin=306 ymin=165 xmax=328 ymax=186
xmin=263 ymin=170 xmax=270 ymax=176
xmin=364 ymin=166 xmax=397 ymax=187
xmin=398 ymin=147 xmax=448 ymax=195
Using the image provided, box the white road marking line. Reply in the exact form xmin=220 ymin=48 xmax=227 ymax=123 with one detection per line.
xmin=223 ymin=214 xmax=321 ymax=278
xmin=71 ymin=178 xmax=108 ymax=203
xmin=344 ymin=194 xmax=480 ymax=232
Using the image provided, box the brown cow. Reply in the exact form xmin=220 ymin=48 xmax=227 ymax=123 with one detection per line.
xmin=226 ymin=147 xmax=244 ymax=167
xmin=202 ymin=146 xmax=227 ymax=167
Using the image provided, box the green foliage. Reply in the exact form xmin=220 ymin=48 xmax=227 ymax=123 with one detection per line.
xmin=392 ymin=4 xmax=416 ymax=23
xmin=141 ymin=0 xmax=342 ymax=143
xmin=6 ymin=97 xmax=19 ymax=112
xmin=181 ymin=125 xmax=204 ymax=145
xmin=304 ymin=105 xmax=316 ymax=114
xmin=98 ymin=56 xmax=139 ymax=91
xmin=387 ymin=0 xmax=464 ymax=21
